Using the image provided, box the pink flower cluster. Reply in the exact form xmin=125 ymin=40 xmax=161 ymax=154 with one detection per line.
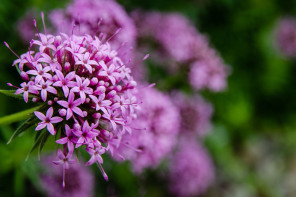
xmin=17 ymin=0 xmax=137 ymax=63
xmin=112 ymin=87 xmax=180 ymax=173
xmin=133 ymin=11 xmax=230 ymax=92
xmin=168 ymin=139 xmax=215 ymax=197
xmin=49 ymin=0 xmax=137 ymax=48
xmin=275 ymin=17 xmax=296 ymax=58
xmin=172 ymin=92 xmax=213 ymax=138
xmin=10 ymin=30 xmax=139 ymax=182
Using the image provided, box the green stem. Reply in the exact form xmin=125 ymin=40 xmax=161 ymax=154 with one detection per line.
xmin=0 ymin=107 xmax=40 ymax=126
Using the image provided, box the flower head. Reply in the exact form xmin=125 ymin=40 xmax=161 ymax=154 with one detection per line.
xmin=49 ymin=0 xmax=137 ymax=53
xmin=133 ymin=11 xmax=230 ymax=92
xmin=172 ymin=92 xmax=213 ymax=138
xmin=112 ymin=87 xmax=180 ymax=173
xmin=8 ymin=21 xmax=140 ymax=183
xmin=168 ymin=139 xmax=215 ymax=197
xmin=275 ymin=17 xmax=296 ymax=57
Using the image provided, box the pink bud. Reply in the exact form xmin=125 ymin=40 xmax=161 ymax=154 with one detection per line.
xmin=90 ymin=77 xmax=98 ymax=86
xmin=106 ymin=90 xmax=116 ymax=98
xmin=73 ymin=123 xmax=81 ymax=131
xmin=48 ymin=100 xmax=53 ymax=105
xmin=32 ymin=97 xmax=39 ymax=102
xmin=20 ymin=71 xmax=29 ymax=81
xmin=83 ymin=111 xmax=87 ymax=117
xmin=115 ymin=85 xmax=122 ymax=92
xmin=129 ymin=81 xmax=137 ymax=88
xmin=94 ymin=86 xmax=106 ymax=95
xmin=99 ymin=80 xmax=105 ymax=86
xmin=59 ymin=109 xmax=67 ymax=116
xmin=54 ymin=36 xmax=62 ymax=46
xmin=93 ymin=113 xmax=101 ymax=119
xmin=64 ymin=62 xmax=71 ymax=72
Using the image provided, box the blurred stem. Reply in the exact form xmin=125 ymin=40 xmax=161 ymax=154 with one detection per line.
xmin=14 ymin=167 xmax=24 ymax=197
xmin=0 ymin=107 xmax=39 ymax=126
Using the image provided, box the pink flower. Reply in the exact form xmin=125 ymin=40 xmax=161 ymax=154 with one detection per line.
xmin=48 ymin=0 xmax=137 ymax=50
xmin=112 ymin=88 xmax=180 ymax=173
xmin=57 ymin=91 xmax=84 ymax=120
xmin=98 ymin=61 xmax=121 ymax=85
xmin=56 ymin=124 xmax=77 ymax=154
xmin=85 ymin=146 xmax=105 ymax=166
xmin=75 ymin=52 xmax=98 ymax=73
xmin=39 ymin=53 xmax=62 ymax=72
xmin=71 ymin=75 xmax=93 ymax=103
xmin=41 ymin=153 xmax=94 ymax=197
xmin=52 ymin=150 xmax=76 ymax=188
xmin=35 ymin=80 xmax=57 ymax=101
xmin=85 ymin=146 xmax=108 ymax=181
xmin=72 ymin=121 xmax=98 ymax=148
xmin=89 ymin=94 xmax=111 ymax=114
xmin=26 ymin=63 xmax=52 ymax=84
xmin=133 ymin=11 xmax=230 ymax=92
xmin=275 ymin=17 xmax=296 ymax=57
xmin=34 ymin=107 xmax=63 ymax=135
xmin=15 ymin=82 xmax=39 ymax=103
xmin=172 ymin=92 xmax=213 ymax=138
xmin=168 ymin=139 xmax=214 ymax=197
xmin=53 ymin=70 xmax=76 ymax=97
xmin=32 ymin=33 xmax=56 ymax=52
xmin=189 ymin=58 xmax=229 ymax=92
xmin=8 ymin=24 xmax=142 ymax=182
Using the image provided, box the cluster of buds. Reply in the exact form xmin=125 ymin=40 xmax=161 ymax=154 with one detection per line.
xmin=6 ymin=19 xmax=140 ymax=185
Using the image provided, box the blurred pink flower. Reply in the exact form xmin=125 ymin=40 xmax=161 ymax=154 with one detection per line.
xmin=172 ymin=92 xmax=213 ymax=138
xmin=133 ymin=11 xmax=230 ymax=92
xmin=41 ymin=154 xmax=94 ymax=197
xmin=168 ymin=139 xmax=215 ymax=197
xmin=49 ymin=0 xmax=137 ymax=49
xmin=275 ymin=17 xmax=296 ymax=57
xmin=112 ymin=87 xmax=180 ymax=173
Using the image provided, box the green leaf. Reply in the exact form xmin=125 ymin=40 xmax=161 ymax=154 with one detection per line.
xmin=38 ymin=131 xmax=50 ymax=156
xmin=29 ymin=131 xmax=46 ymax=155
xmin=7 ymin=116 xmax=38 ymax=144
xmin=0 ymin=90 xmax=23 ymax=100
xmin=0 ymin=106 xmax=40 ymax=126
xmin=27 ymin=129 xmax=51 ymax=160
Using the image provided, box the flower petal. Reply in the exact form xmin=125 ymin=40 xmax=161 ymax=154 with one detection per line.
xmin=34 ymin=111 xmax=46 ymax=121
xmin=46 ymin=107 xmax=53 ymax=118
xmin=47 ymin=123 xmax=56 ymax=135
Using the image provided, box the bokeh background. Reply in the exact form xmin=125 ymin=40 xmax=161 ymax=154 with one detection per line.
xmin=1 ymin=0 xmax=296 ymax=197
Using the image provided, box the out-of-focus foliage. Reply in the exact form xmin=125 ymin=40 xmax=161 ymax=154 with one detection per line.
xmin=1 ymin=0 xmax=296 ymax=197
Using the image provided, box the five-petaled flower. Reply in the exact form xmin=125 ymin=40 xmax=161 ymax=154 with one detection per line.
xmin=34 ymin=107 xmax=63 ymax=135
xmin=57 ymin=91 xmax=84 ymax=120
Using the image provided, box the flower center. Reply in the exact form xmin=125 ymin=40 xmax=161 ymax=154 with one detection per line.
xmin=68 ymin=103 xmax=73 ymax=108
